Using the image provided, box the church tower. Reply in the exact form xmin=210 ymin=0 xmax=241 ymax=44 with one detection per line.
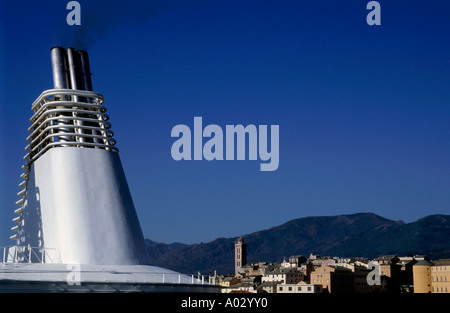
xmin=235 ymin=237 xmax=247 ymax=275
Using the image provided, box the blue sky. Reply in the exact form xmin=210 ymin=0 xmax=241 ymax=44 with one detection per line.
xmin=0 ymin=0 xmax=449 ymax=246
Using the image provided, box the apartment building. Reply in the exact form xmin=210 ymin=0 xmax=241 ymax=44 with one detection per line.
xmin=431 ymin=259 xmax=450 ymax=293
xmin=310 ymin=265 xmax=354 ymax=293
xmin=413 ymin=259 xmax=450 ymax=293
xmin=262 ymin=268 xmax=305 ymax=285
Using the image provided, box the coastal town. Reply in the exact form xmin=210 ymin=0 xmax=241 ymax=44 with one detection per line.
xmin=212 ymin=237 xmax=450 ymax=293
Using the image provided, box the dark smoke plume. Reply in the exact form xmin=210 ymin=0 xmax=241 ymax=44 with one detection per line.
xmin=52 ymin=0 xmax=203 ymax=50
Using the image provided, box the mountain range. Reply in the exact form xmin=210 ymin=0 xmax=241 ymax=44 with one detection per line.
xmin=145 ymin=212 xmax=450 ymax=275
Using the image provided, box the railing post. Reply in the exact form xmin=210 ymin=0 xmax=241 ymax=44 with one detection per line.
xmin=3 ymin=247 xmax=5 ymax=263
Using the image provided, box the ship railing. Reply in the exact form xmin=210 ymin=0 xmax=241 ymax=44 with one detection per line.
xmin=68 ymin=271 xmax=218 ymax=285
xmin=1 ymin=245 xmax=62 ymax=264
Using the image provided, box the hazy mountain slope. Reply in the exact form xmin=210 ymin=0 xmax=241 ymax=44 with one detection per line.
xmin=147 ymin=213 xmax=450 ymax=274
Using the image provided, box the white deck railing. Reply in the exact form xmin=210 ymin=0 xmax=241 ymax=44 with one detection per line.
xmin=1 ymin=245 xmax=62 ymax=264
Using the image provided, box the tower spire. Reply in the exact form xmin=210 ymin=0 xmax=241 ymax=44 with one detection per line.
xmin=235 ymin=236 xmax=247 ymax=275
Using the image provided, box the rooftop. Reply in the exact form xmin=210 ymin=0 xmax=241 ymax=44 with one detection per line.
xmin=414 ymin=260 xmax=434 ymax=267
xmin=432 ymin=259 xmax=450 ymax=266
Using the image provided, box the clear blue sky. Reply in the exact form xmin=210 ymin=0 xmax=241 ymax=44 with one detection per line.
xmin=0 ymin=0 xmax=449 ymax=246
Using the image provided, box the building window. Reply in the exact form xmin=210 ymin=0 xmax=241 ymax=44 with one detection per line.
xmin=280 ymin=287 xmax=283 ymax=291
xmin=298 ymin=287 xmax=302 ymax=291
xmin=288 ymin=287 xmax=292 ymax=291
xmin=308 ymin=287 xmax=311 ymax=291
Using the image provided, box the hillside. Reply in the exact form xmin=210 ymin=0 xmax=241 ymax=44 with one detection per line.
xmin=146 ymin=213 xmax=450 ymax=274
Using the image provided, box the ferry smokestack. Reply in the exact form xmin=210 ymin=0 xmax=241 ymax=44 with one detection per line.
xmin=11 ymin=47 xmax=151 ymax=265
xmin=51 ymin=47 xmax=72 ymax=143
xmin=77 ymin=50 xmax=93 ymax=91
xmin=50 ymin=47 xmax=70 ymax=89
xmin=51 ymin=47 xmax=93 ymax=91
xmin=66 ymin=47 xmax=81 ymax=90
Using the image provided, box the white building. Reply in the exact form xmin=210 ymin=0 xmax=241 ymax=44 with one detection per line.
xmin=222 ymin=283 xmax=257 ymax=293
xmin=277 ymin=282 xmax=323 ymax=294
xmin=262 ymin=268 xmax=304 ymax=284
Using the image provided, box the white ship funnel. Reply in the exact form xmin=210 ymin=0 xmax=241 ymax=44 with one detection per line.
xmin=10 ymin=48 xmax=151 ymax=266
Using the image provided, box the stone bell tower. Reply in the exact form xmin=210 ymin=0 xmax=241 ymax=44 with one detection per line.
xmin=235 ymin=237 xmax=247 ymax=275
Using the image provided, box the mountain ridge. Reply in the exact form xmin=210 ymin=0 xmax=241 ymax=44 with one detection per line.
xmin=145 ymin=212 xmax=450 ymax=274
